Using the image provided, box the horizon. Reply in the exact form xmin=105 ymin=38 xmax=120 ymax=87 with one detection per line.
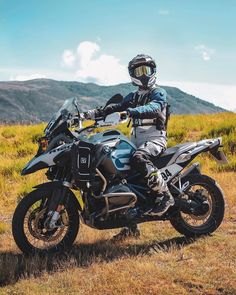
xmin=0 ymin=0 xmax=235 ymax=111
xmin=0 ymin=77 xmax=228 ymax=111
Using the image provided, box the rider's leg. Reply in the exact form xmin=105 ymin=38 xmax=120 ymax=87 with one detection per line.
xmin=113 ymin=141 xmax=173 ymax=239
xmin=131 ymin=141 xmax=174 ymax=216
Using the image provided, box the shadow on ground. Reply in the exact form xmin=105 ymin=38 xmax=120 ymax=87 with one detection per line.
xmin=0 ymin=235 xmax=199 ymax=287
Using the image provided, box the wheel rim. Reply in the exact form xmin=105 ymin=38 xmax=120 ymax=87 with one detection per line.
xmin=180 ymin=184 xmax=215 ymax=228
xmin=23 ymin=198 xmax=70 ymax=251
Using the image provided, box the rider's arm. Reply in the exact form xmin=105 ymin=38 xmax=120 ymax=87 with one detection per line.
xmin=82 ymin=93 xmax=134 ymax=119
xmin=104 ymin=92 xmax=134 ymax=115
xmin=127 ymin=88 xmax=167 ymax=119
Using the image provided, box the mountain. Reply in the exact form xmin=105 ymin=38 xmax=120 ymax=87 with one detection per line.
xmin=0 ymin=79 xmax=226 ymax=123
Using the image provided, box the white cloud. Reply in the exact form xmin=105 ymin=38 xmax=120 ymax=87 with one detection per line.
xmin=76 ymin=53 xmax=129 ymax=85
xmin=77 ymin=41 xmax=100 ymax=68
xmin=61 ymin=49 xmax=76 ymax=67
xmin=61 ymin=41 xmax=129 ymax=85
xmin=160 ymin=80 xmax=236 ymax=111
xmin=195 ymin=44 xmax=215 ymax=61
xmin=158 ymin=9 xmax=169 ymax=15
xmin=10 ymin=73 xmax=47 ymax=81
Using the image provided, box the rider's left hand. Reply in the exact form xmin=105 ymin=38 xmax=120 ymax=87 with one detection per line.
xmin=119 ymin=111 xmax=129 ymax=120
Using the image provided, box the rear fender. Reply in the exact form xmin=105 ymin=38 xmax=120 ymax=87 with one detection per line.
xmin=175 ymin=138 xmax=222 ymax=166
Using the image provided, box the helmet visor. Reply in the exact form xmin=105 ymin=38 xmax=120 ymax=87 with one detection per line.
xmin=134 ymin=65 xmax=154 ymax=77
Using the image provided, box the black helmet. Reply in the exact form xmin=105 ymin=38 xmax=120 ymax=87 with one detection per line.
xmin=128 ymin=54 xmax=156 ymax=89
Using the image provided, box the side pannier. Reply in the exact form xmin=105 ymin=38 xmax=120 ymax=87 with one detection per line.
xmin=71 ymin=140 xmax=96 ymax=186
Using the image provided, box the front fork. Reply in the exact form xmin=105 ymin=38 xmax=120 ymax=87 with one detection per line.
xmin=45 ymin=182 xmax=71 ymax=230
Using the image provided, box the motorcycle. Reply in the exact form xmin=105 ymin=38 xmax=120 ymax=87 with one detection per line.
xmin=12 ymin=96 xmax=227 ymax=254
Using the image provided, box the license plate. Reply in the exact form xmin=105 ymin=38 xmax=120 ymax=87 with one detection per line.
xmin=211 ymin=150 xmax=228 ymax=164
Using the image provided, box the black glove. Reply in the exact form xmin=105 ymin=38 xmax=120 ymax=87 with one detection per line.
xmin=82 ymin=108 xmax=104 ymax=120
xmin=103 ymin=106 xmax=113 ymax=117
xmin=94 ymin=107 xmax=106 ymax=118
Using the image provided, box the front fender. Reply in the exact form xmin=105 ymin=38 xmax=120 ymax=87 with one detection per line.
xmin=33 ymin=181 xmax=63 ymax=190
xmin=33 ymin=181 xmax=83 ymax=212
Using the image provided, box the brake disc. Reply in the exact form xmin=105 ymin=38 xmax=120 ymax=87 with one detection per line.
xmin=30 ymin=208 xmax=65 ymax=242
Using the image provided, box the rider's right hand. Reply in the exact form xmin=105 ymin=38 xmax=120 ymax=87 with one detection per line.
xmin=81 ymin=110 xmax=96 ymax=120
xmin=119 ymin=111 xmax=129 ymax=120
xmin=83 ymin=108 xmax=107 ymax=120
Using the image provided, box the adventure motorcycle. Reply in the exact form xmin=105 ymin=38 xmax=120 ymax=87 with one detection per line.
xmin=12 ymin=96 xmax=227 ymax=254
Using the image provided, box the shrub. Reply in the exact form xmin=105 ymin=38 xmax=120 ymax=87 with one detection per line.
xmin=213 ymin=156 xmax=236 ymax=172
xmin=17 ymin=142 xmax=36 ymax=157
xmin=208 ymin=124 xmax=235 ymax=137
xmin=168 ymin=130 xmax=187 ymax=142
xmin=1 ymin=128 xmax=16 ymax=139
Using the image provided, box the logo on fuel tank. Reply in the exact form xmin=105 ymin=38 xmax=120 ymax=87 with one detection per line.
xmin=111 ymin=149 xmax=131 ymax=171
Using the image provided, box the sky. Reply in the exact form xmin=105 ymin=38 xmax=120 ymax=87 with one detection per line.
xmin=0 ymin=0 xmax=236 ymax=110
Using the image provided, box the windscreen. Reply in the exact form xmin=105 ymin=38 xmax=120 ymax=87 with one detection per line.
xmin=44 ymin=97 xmax=79 ymax=135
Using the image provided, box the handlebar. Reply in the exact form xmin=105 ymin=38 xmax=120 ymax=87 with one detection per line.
xmin=68 ymin=112 xmax=129 ymax=136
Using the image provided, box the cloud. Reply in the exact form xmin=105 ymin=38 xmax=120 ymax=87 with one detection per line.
xmin=195 ymin=44 xmax=215 ymax=61
xmin=10 ymin=73 xmax=47 ymax=81
xmin=61 ymin=41 xmax=129 ymax=85
xmin=61 ymin=49 xmax=76 ymax=67
xmin=77 ymin=41 xmax=100 ymax=68
xmin=158 ymin=9 xmax=169 ymax=15
xmin=160 ymin=79 xmax=236 ymax=111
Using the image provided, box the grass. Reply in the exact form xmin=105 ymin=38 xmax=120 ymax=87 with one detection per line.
xmin=0 ymin=112 xmax=236 ymax=294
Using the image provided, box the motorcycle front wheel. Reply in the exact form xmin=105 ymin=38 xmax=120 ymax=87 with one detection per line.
xmin=12 ymin=188 xmax=80 ymax=254
xmin=170 ymin=174 xmax=225 ymax=237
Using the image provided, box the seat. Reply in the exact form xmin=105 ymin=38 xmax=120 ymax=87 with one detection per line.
xmin=154 ymin=142 xmax=197 ymax=169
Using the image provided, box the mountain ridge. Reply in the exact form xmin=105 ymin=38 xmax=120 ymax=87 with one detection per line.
xmin=0 ymin=78 xmax=226 ymax=123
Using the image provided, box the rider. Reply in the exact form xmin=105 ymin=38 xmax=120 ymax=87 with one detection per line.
xmin=85 ymin=54 xmax=174 ymax=239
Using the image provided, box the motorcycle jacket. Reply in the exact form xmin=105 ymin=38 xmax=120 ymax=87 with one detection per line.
xmin=105 ymin=85 xmax=170 ymax=131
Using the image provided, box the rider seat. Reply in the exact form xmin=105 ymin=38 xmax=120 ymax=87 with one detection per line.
xmin=154 ymin=142 xmax=197 ymax=169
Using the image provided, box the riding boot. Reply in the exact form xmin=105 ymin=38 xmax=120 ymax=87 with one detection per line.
xmin=148 ymin=190 xmax=175 ymax=216
xmin=146 ymin=168 xmax=175 ymax=216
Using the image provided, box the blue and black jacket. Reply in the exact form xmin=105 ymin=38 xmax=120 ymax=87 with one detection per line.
xmin=105 ymin=86 xmax=170 ymax=131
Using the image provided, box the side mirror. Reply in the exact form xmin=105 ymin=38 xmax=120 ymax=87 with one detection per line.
xmin=97 ymin=112 xmax=120 ymax=127
xmin=104 ymin=93 xmax=123 ymax=109
xmin=104 ymin=112 xmax=120 ymax=124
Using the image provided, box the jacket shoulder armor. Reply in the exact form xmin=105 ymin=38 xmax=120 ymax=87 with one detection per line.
xmin=123 ymin=91 xmax=135 ymax=103
xmin=151 ymin=87 xmax=167 ymax=100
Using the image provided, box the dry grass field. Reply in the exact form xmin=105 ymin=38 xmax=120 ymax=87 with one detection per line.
xmin=0 ymin=113 xmax=236 ymax=294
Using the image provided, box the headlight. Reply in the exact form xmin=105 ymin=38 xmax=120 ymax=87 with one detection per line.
xmin=38 ymin=137 xmax=48 ymax=152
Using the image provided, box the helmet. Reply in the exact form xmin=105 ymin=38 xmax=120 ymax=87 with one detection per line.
xmin=128 ymin=54 xmax=156 ymax=89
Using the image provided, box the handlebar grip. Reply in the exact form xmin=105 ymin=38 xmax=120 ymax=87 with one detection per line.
xmin=120 ymin=111 xmax=128 ymax=120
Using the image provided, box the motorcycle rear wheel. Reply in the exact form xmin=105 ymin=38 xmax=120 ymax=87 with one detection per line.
xmin=170 ymin=174 xmax=225 ymax=237
xmin=12 ymin=188 xmax=80 ymax=254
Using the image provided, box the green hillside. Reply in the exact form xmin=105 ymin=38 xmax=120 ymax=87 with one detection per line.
xmin=0 ymin=79 xmax=226 ymax=123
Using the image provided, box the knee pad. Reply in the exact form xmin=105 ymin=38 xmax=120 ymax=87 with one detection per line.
xmin=131 ymin=150 xmax=151 ymax=175
xmin=131 ymin=151 xmax=146 ymax=171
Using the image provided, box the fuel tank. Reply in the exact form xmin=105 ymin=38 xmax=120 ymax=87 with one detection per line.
xmin=90 ymin=129 xmax=136 ymax=175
